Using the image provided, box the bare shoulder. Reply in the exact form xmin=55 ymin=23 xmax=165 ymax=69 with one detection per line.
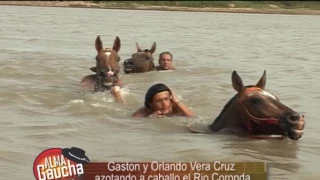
xmin=81 ymin=74 xmax=96 ymax=89
xmin=154 ymin=66 xmax=176 ymax=71
xmin=155 ymin=66 xmax=161 ymax=71
xmin=132 ymin=107 xmax=150 ymax=117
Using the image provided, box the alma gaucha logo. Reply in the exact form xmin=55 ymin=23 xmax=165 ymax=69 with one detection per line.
xmin=33 ymin=147 xmax=90 ymax=180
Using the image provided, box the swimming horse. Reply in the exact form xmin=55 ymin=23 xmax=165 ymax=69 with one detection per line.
xmin=81 ymin=35 xmax=121 ymax=92
xmin=189 ymin=70 xmax=305 ymax=140
xmin=122 ymin=42 xmax=156 ymax=74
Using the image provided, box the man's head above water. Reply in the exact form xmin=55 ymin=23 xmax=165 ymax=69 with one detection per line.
xmin=131 ymin=83 xmax=194 ymax=118
xmin=157 ymin=52 xmax=174 ymax=70
xmin=144 ymin=83 xmax=172 ymax=114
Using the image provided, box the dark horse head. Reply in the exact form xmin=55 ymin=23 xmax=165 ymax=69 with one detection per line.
xmin=123 ymin=42 xmax=156 ymax=74
xmin=209 ymin=70 xmax=305 ymax=140
xmin=80 ymin=35 xmax=121 ymax=92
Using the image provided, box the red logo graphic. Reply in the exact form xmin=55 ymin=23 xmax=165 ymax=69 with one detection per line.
xmin=33 ymin=147 xmax=90 ymax=180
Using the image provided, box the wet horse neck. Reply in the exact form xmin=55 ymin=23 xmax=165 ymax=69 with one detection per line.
xmin=136 ymin=59 xmax=155 ymax=72
xmin=209 ymin=95 xmax=243 ymax=132
xmin=94 ymin=74 xmax=111 ymax=92
xmin=149 ymin=60 xmax=155 ymax=70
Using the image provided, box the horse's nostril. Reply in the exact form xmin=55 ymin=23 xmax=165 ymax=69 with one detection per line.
xmin=288 ymin=113 xmax=301 ymax=122
xmin=124 ymin=59 xmax=133 ymax=66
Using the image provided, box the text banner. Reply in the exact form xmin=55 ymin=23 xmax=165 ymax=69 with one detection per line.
xmin=84 ymin=161 xmax=267 ymax=180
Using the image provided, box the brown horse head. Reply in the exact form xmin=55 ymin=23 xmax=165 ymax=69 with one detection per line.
xmin=93 ymin=35 xmax=121 ymax=92
xmin=209 ymin=70 xmax=305 ymax=140
xmin=123 ymin=42 xmax=156 ymax=74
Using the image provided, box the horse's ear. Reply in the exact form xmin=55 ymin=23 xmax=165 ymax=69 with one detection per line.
xmin=149 ymin=42 xmax=156 ymax=54
xmin=255 ymin=70 xmax=266 ymax=89
xmin=95 ymin=35 xmax=103 ymax=52
xmin=231 ymin=71 xmax=244 ymax=92
xmin=112 ymin=36 xmax=121 ymax=52
xmin=90 ymin=67 xmax=97 ymax=73
xmin=136 ymin=42 xmax=143 ymax=52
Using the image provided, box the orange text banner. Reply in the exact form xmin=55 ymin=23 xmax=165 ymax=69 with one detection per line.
xmin=84 ymin=162 xmax=266 ymax=180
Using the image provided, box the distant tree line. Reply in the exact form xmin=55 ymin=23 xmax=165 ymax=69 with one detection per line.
xmin=90 ymin=1 xmax=320 ymax=10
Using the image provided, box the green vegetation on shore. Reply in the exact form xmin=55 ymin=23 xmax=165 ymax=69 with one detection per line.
xmin=91 ymin=1 xmax=320 ymax=10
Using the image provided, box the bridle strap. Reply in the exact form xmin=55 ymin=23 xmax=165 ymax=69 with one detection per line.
xmin=131 ymin=52 xmax=154 ymax=68
xmin=94 ymin=67 xmax=118 ymax=90
xmin=240 ymin=87 xmax=279 ymax=131
xmin=242 ymin=104 xmax=279 ymax=124
xmin=93 ymin=50 xmax=119 ymax=91
xmin=134 ymin=59 xmax=154 ymax=68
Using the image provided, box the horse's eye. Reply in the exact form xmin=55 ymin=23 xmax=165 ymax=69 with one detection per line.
xmin=250 ymin=98 xmax=261 ymax=105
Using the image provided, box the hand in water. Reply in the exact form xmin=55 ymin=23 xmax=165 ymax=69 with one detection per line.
xmin=111 ymin=86 xmax=125 ymax=104
xmin=111 ymin=86 xmax=121 ymax=97
xmin=149 ymin=111 xmax=163 ymax=118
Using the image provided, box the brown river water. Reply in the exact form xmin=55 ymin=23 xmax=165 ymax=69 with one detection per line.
xmin=0 ymin=5 xmax=319 ymax=180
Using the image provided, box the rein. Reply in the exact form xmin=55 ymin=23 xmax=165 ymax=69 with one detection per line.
xmin=135 ymin=59 xmax=153 ymax=68
xmin=94 ymin=73 xmax=118 ymax=92
xmin=241 ymin=87 xmax=279 ymax=132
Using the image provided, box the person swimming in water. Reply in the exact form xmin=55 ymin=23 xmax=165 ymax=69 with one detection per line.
xmin=155 ymin=52 xmax=176 ymax=71
xmin=132 ymin=83 xmax=194 ymax=118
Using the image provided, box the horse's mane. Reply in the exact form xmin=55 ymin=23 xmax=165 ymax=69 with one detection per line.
xmin=209 ymin=94 xmax=237 ymax=129
xmin=209 ymin=85 xmax=255 ymax=130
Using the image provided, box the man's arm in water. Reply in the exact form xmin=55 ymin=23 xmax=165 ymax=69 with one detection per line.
xmin=111 ymin=86 xmax=125 ymax=104
xmin=133 ymin=108 xmax=166 ymax=118
xmin=132 ymin=107 xmax=149 ymax=117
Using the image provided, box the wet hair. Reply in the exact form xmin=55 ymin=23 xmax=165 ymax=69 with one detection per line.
xmin=144 ymin=83 xmax=170 ymax=108
xmin=159 ymin=51 xmax=173 ymax=60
